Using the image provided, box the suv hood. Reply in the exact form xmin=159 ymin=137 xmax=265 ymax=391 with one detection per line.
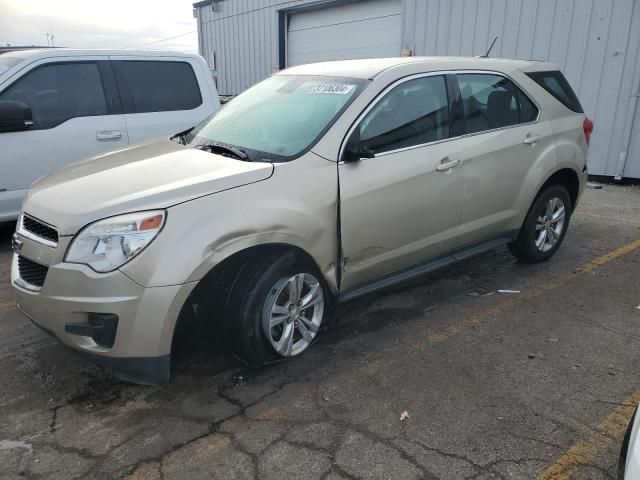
xmin=24 ymin=140 xmax=274 ymax=235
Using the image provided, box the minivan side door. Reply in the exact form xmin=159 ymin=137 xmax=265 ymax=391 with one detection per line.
xmin=339 ymin=74 xmax=464 ymax=292
xmin=449 ymin=72 xmax=551 ymax=248
xmin=109 ymin=56 xmax=216 ymax=143
xmin=0 ymin=56 xmax=128 ymax=221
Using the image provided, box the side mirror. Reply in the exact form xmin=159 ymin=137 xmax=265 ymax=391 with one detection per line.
xmin=343 ymin=129 xmax=375 ymax=163
xmin=0 ymin=101 xmax=34 ymax=133
xmin=343 ymin=143 xmax=375 ymax=163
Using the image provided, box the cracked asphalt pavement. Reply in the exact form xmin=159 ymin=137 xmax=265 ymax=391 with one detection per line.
xmin=1 ymin=183 xmax=640 ymax=480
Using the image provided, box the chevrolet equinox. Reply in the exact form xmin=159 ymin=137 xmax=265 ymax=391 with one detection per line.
xmin=11 ymin=57 xmax=592 ymax=384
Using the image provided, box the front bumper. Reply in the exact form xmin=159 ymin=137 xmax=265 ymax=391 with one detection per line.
xmin=11 ymin=231 xmax=196 ymax=384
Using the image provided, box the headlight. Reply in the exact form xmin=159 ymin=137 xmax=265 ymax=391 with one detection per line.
xmin=65 ymin=211 xmax=165 ymax=273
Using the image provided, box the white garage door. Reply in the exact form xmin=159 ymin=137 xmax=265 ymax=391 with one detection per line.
xmin=287 ymin=0 xmax=403 ymax=67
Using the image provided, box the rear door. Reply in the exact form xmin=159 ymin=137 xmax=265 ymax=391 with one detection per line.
xmin=450 ymin=72 xmax=551 ymax=248
xmin=110 ymin=56 xmax=214 ymax=143
xmin=0 ymin=57 xmax=128 ymax=218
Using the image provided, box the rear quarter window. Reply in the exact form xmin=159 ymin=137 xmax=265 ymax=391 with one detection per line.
xmin=526 ymin=71 xmax=583 ymax=113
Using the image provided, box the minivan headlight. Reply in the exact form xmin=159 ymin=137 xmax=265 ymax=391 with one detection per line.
xmin=65 ymin=211 xmax=165 ymax=273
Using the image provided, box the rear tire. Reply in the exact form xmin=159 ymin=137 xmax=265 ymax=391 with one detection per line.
xmin=508 ymin=185 xmax=571 ymax=263
xmin=227 ymin=251 xmax=331 ymax=366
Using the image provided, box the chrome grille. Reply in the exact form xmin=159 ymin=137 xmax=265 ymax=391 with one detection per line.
xmin=17 ymin=255 xmax=48 ymax=288
xmin=21 ymin=215 xmax=58 ymax=244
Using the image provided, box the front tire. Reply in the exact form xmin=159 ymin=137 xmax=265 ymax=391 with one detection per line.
xmin=508 ymin=185 xmax=571 ymax=263
xmin=228 ymin=251 xmax=330 ymax=366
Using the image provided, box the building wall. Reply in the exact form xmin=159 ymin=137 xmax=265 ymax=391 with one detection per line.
xmin=401 ymin=0 xmax=640 ymax=177
xmin=195 ymin=0 xmax=640 ymax=177
xmin=196 ymin=0 xmax=311 ymax=96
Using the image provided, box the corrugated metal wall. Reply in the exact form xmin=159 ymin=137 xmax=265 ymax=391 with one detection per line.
xmin=196 ymin=0 xmax=310 ymax=96
xmin=196 ymin=0 xmax=640 ymax=177
xmin=402 ymin=0 xmax=640 ymax=177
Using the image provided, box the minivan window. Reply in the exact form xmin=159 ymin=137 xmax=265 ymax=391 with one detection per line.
xmin=526 ymin=70 xmax=584 ymax=113
xmin=113 ymin=61 xmax=202 ymax=114
xmin=0 ymin=62 xmax=108 ymax=130
xmin=358 ymin=75 xmax=450 ymax=154
xmin=456 ymin=73 xmax=538 ymax=134
xmin=186 ymin=75 xmax=366 ymax=161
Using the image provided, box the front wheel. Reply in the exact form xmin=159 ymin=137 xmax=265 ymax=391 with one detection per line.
xmin=508 ymin=185 xmax=572 ymax=263
xmin=229 ymin=252 xmax=330 ymax=366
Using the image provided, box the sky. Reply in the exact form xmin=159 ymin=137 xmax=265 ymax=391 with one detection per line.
xmin=0 ymin=0 xmax=198 ymax=52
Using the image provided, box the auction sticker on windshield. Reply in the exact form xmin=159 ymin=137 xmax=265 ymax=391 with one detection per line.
xmin=309 ymin=84 xmax=355 ymax=95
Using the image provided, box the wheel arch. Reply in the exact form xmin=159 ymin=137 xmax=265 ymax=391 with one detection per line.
xmin=536 ymin=167 xmax=580 ymax=211
xmin=170 ymin=242 xmax=333 ymax=356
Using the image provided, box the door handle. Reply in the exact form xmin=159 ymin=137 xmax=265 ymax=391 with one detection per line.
xmin=523 ymin=134 xmax=541 ymax=145
xmin=96 ymin=130 xmax=123 ymax=141
xmin=436 ymin=157 xmax=461 ymax=171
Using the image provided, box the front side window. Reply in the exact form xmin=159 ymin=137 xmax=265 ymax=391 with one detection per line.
xmin=0 ymin=62 xmax=108 ymax=130
xmin=356 ymin=75 xmax=450 ymax=154
xmin=114 ymin=61 xmax=202 ymax=114
xmin=186 ymin=75 xmax=366 ymax=161
xmin=456 ymin=74 xmax=538 ymax=134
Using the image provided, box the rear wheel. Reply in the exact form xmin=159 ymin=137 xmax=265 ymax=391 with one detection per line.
xmin=508 ymin=185 xmax=571 ymax=263
xmin=228 ymin=251 xmax=330 ymax=366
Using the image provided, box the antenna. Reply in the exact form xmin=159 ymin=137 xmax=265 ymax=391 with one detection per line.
xmin=482 ymin=36 xmax=498 ymax=58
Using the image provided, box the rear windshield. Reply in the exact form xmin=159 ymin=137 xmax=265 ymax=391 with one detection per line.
xmin=526 ymin=71 xmax=583 ymax=113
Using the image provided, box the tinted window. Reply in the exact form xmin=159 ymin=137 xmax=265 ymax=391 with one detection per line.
xmin=115 ymin=61 xmax=202 ymax=113
xmin=357 ymin=75 xmax=449 ymax=154
xmin=457 ymin=74 xmax=538 ymax=134
xmin=0 ymin=62 xmax=107 ymax=130
xmin=526 ymin=70 xmax=583 ymax=113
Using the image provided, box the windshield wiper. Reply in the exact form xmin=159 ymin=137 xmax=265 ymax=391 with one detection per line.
xmin=195 ymin=142 xmax=249 ymax=161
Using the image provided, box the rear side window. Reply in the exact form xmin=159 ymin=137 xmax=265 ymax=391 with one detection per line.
xmin=526 ymin=71 xmax=583 ymax=113
xmin=0 ymin=62 xmax=108 ymax=130
xmin=113 ymin=61 xmax=202 ymax=114
xmin=358 ymin=75 xmax=450 ymax=154
xmin=456 ymin=73 xmax=539 ymax=134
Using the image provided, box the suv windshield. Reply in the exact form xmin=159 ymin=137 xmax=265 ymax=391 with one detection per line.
xmin=185 ymin=75 xmax=366 ymax=162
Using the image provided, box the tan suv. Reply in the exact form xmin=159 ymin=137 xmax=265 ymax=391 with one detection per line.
xmin=11 ymin=57 xmax=592 ymax=384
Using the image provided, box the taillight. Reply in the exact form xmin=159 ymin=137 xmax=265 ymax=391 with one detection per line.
xmin=583 ymin=118 xmax=594 ymax=145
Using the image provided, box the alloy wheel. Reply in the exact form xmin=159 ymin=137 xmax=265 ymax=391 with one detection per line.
xmin=262 ymin=272 xmax=324 ymax=357
xmin=535 ymin=197 xmax=566 ymax=252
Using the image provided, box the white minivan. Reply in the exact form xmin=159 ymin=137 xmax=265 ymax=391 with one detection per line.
xmin=0 ymin=49 xmax=220 ymax=222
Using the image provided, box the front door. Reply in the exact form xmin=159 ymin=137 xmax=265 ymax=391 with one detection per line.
xmin=0 ymin=58 xmax=128 ymax=219
xmin=339 ymin=74 xmax=464 ymax=291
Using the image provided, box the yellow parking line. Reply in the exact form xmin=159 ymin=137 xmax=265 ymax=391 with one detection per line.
xmin=415 ymin=238 xmax=640 ymax=348
xmin=0 ymin=300 xmax=15 ymax=309
xmin=574 ymin=238 xmax=640 ymax=273
xmin=539 ymin=389 xmax=640 ymax=480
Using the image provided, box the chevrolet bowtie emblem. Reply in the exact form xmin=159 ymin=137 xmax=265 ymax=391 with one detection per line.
xmin=11 ymin=233 xmax=23 ymax=253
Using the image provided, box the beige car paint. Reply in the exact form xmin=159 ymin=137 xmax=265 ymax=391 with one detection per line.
xmin=24 ymin=140 xmax=274 ymax=235
xmin=11 ymin=57 xmax=588 ymax=382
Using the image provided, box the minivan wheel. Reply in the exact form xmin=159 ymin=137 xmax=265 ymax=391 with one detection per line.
xmin=508 ymin=185 xmax=572 ymax=263
xmin=228 ymin=251 xmax=330 ymax=366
